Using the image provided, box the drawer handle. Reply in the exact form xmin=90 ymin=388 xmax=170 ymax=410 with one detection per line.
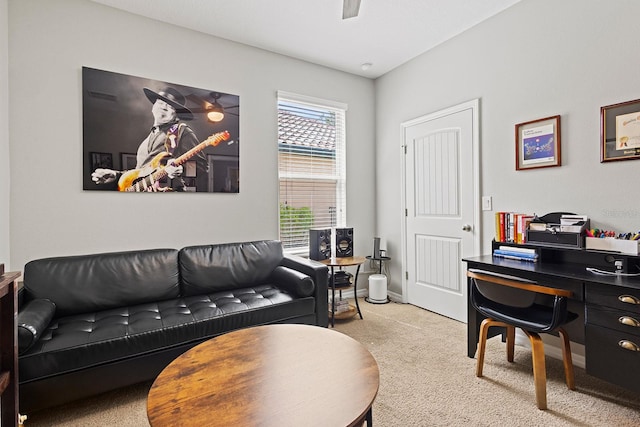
xmin=618 ymin=340 xmax=640 ymax=352
xmin=618 ymin=295 xmax=640 ymax=305
xmin=619 ymin=316 xmax=640 ymax=327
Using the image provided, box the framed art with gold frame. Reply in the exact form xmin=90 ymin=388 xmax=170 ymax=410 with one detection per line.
xmin=515 ymin=115 xmax=561 ymax=171
xmin=601 ymin=98 xmax=640 ymax=162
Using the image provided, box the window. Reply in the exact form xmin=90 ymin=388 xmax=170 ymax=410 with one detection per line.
xmin=277 ymin=91 xmax=347 ymax=255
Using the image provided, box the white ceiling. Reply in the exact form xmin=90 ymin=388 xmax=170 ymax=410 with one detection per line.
xmin=90 ymin=0 xmax=521 ymax=79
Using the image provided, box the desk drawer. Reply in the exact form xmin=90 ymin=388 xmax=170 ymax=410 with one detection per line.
xmin=587 ymin=304 xmax=640 ymax=335
xmin=586 ymin=324 xmax=640 ymax=393
xmin=585 ymin=283 xmax=640 ymax=314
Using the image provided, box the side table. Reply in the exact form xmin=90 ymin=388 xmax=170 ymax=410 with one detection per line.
xmin=320 ymin=256 xmax=366 ymax=327
xmin=365 ymin=256 xmax=391 ymax=304
xmin=366 ymin=255 xmax=391 ymax=275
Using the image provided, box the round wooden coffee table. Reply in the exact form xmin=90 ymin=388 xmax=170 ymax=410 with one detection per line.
xmin=147 ymin=324 xmax=379 ymax=427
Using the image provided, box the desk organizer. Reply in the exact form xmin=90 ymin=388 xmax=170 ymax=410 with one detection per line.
xmin=526 ymin=229 xmax=584 ymax=248
xmin=585 ymin=237 xmax=640 ymax=255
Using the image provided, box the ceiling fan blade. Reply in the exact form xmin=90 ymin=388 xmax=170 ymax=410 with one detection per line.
xmin=342 ymin=0 xmax=361 ymax=19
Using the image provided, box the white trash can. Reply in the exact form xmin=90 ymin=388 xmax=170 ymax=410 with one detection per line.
xmin=367 ymin=274 xmax=388 ymax=304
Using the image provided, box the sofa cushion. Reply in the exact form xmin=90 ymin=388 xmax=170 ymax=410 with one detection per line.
xmin=19 ymin=285 xmax=314 ymax=383
xmin=23 ymin=249 xmax=180 ymax=317
xmin=180 ymin=240 xmax=284 ymax=296
xmin=18 ymin=299 xmax=56 ymax=355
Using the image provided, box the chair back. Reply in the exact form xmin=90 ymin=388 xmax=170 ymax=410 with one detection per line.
xmin=474 ymin=279 xmax=536 ymax=308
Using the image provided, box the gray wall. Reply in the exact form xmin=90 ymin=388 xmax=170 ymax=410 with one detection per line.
xmin=7 ymin=0 xmax=375 ymax=270
xmin=376 ymin=0 xmax=640 ymax=296
xmin=7 ymin=0 xmax=640 ymax=296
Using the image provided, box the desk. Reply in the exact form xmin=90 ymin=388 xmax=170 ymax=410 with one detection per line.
xmin=147 ymin=324 xmax=379 ymax=427
xmin=464 ymin=244 xmax=640 ymax=394
xmin=320 ymin=256 xmax=366 ymax=327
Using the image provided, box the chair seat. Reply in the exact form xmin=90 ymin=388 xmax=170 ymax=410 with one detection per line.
xmin=475 ymin=300 xmax=578 ymax=333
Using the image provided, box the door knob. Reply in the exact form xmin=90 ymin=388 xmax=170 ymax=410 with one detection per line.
xmin=462 ymin=224 xmax=472 ymax=232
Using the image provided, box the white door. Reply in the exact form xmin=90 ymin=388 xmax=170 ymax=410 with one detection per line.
xmin=402 ymin=99 xmax=480 ymax=323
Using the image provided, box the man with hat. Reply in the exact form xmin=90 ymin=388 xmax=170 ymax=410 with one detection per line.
xmin=91 ymin=86 xmax=206 ymax=191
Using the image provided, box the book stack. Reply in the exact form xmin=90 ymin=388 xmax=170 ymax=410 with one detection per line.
xmin=329 ymin=297 xmax=352 ymax=313
xmin=492 ymin=245 xmax=539 ymax=262
xmin=495 ymin=212 xmax=535 ymax=243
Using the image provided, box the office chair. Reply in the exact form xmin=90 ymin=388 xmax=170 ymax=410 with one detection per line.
xmin=468 ymin=269 xmax=577 ymax=410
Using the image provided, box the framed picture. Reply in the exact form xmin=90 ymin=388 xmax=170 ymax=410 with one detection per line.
xmin=90 ymin=152 xmax=113 ymax=170
xmin=515 ymin=115 xmax=561 ymax=170
xmin=601 ymin=98 xmax=640 ymax=162
xmin=121 ymin=153 xmax=137 ymax=170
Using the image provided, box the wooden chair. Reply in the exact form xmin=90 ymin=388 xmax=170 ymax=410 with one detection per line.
xmin=468 ymin=269 xmax=577 ymax=410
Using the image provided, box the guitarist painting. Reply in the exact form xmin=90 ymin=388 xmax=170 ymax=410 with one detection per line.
xmin=92 ymin=86 xmax=204 ymax=192
xmin=91 ymin=86 xmax=213 ymax=192
xmin=84 ymin=67 xmax=238 ymax=193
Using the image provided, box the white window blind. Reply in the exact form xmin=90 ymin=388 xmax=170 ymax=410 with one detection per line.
xmin=277 ymin=91 xmax=347 ymax=255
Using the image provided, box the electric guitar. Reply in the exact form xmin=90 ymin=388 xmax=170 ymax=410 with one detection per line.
xmin=118 ymin=130 xmax=231 ymax=192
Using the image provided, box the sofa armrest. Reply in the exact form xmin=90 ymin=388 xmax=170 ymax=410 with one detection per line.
xmin=18 ymin=285 xmax=25 ymax=309
xmin=18 ymin=299 xmax=56 ymax=355
xmin=280 ymin=255 xmax=329 ymax=327
xmin=270 ymin=266 xmax=315 ymax=298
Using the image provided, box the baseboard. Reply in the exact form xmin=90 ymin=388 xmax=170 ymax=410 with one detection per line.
xmin=339 ymin=287 xmax=402 ymax=302
xmin=335 ymin=288 xmax=365 ymax=299
xmin=514 ymin=332 xmax=586 ymax=370
xmin=387 ymin=290 xmax=403 ymax=302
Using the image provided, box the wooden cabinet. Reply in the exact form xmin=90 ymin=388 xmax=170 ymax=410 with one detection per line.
xmin=586 ymin=283 xmax=640 ymax=393
xmin=0 ymin=264 xmax=20 ymax=426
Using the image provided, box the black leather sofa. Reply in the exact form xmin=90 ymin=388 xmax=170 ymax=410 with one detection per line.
xmin=17 ymin=240 xmax=328 ymax=412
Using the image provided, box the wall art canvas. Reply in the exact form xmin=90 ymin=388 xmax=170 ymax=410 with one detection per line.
xmin=83 ymin=67 xmax=239 ymax=192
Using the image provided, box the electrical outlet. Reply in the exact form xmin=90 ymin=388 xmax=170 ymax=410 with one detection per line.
xmin=615 ymin=260 xmax=624 ymax=272
xmin=482 ymin=196 xmax=492 ymax=211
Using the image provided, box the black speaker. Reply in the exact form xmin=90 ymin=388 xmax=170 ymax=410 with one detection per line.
xmin=335 ymin=227 xmax=353 ymax=257
xmin=309 ymin=228 xmax=332 ymax=260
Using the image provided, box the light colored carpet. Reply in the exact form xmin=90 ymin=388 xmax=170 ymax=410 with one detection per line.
xmin=25 ymin=300 xmax=640 ymax=426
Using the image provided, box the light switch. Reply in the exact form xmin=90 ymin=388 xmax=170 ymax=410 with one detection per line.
xmin=482 ymin=196 xmax=492 ymax=211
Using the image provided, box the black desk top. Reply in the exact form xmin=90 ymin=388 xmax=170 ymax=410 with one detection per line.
xmin=463 ymin=255 xmax=640 ymax=291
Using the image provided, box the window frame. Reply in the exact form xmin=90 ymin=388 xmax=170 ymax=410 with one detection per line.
xmin=277 ymin=91 xmax=347 ymax=256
